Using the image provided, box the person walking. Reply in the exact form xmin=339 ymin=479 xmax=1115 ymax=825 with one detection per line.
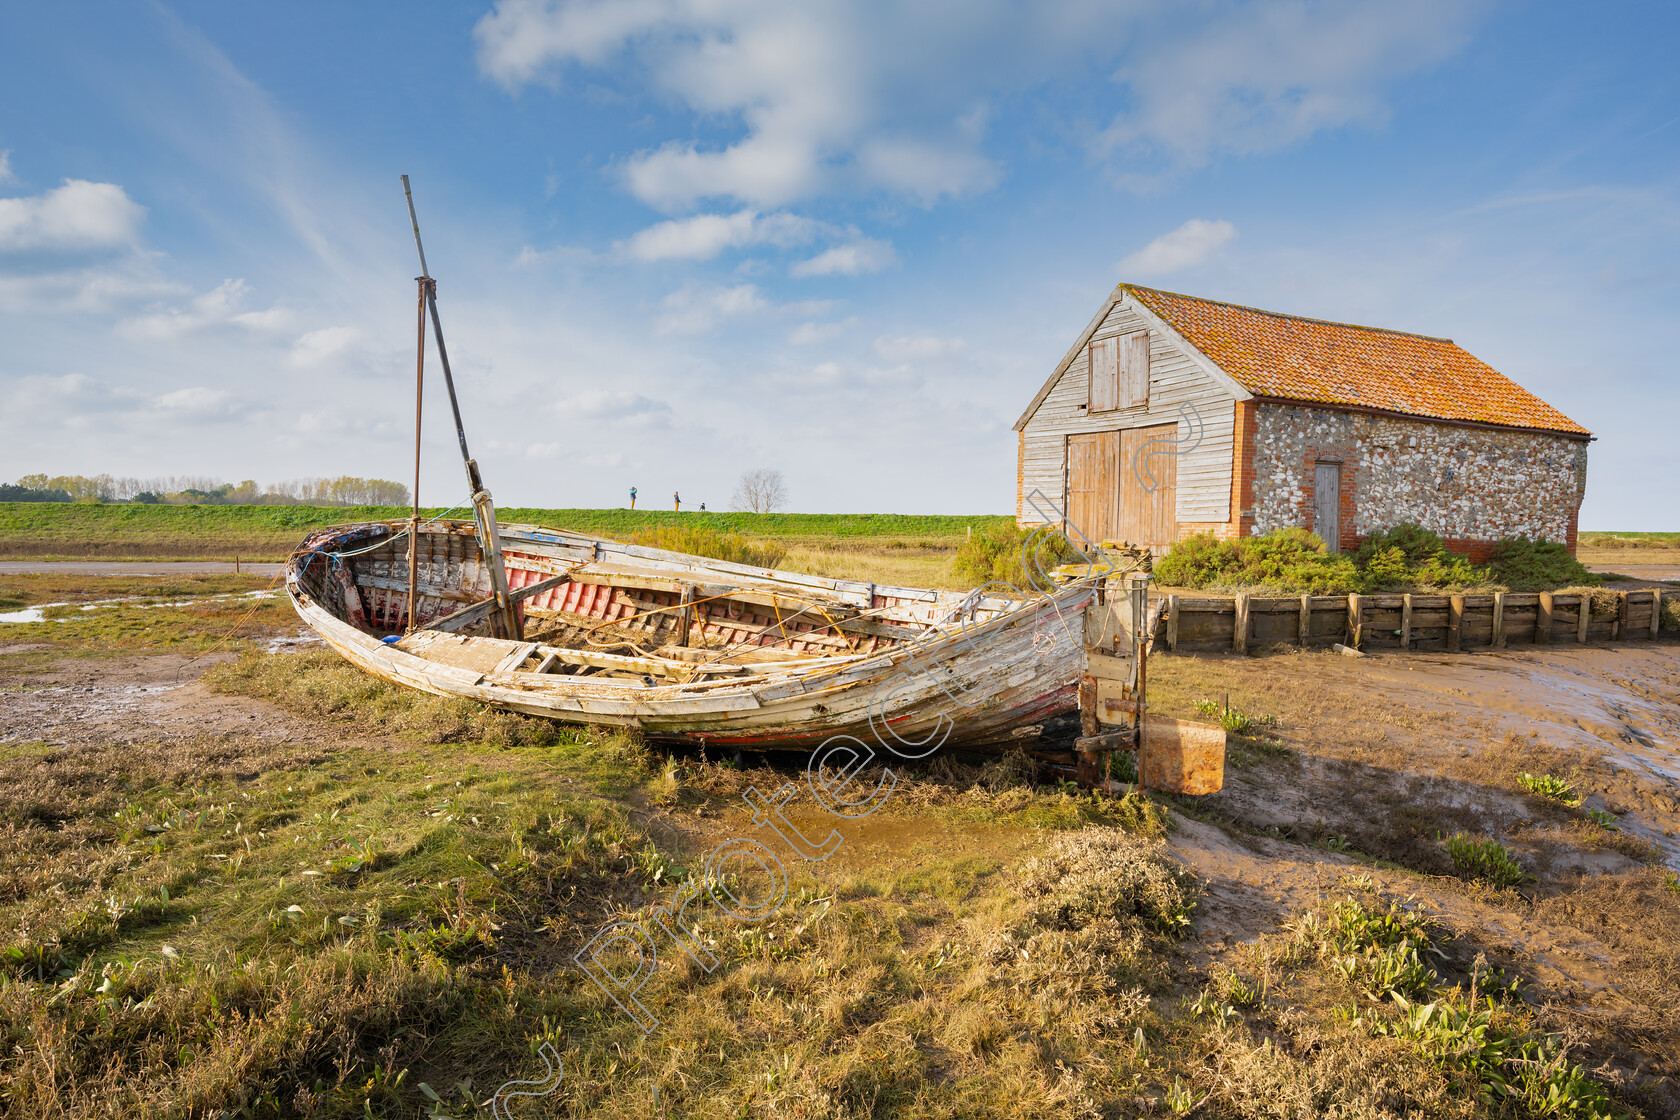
xmin=629 ymin=486 xmax=637 ymax=510
xmin=673 ymin=490 xmax=681 ymax=512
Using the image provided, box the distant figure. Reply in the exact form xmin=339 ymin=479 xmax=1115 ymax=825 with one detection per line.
xmin=629 ymin=486 xmax=637 ymax=510
xmin=700 ymin=502 xmax=706 ymax=511
xmin=673 ymin=490 xmax=681 ymax=512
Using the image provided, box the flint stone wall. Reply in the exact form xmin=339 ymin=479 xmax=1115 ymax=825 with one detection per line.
xmin=1250 ymin=403 xmax=1588 ymax=546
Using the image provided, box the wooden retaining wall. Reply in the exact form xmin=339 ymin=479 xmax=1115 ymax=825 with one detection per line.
xmin=1161 ymin=588 xmax=1669 ymax=654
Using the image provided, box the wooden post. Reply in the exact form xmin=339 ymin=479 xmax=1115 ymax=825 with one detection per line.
xmin=1577 ymin=593 xmax=1590 ymax=644
xmin=1614 ymin=591 xmax=1627 ymax=641
xmin=1492 ymin=591 xmax=1505 ymax=649
xmin=678 ymin=583 xmax=696 ymax=647
xmin=1233 ymin=594 xmax=1249 ymax=654
xmin=1400 ymin=594 xmax=1412 ymax=650
xmin=1537 ymin=592 xmax=1553 ymax=644
xmin=1652 ymin=590 xmax=1664 ymax=640
xmin=1299 ymin=594 xmax=1312 ymax=647
xmin=1448 ymin=594 xmax=1463 ymax=653
xmin=1166 ymin=594 xmax=1180 ymax=652
xmin=1347 ymin=594 xmax=1363 ymax=649
xmin=1078 ymin=674 xmax=1099 ymax=738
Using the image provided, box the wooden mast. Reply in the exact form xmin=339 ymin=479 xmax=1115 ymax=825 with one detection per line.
xmin=406 ymin=270 xmax=425 ymax=633
xmin=400 ymin=175 xmax=520 ymax=639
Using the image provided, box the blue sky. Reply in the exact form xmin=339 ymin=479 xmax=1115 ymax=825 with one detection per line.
xmin=1 ymin=1 xmax=1675 ymax=526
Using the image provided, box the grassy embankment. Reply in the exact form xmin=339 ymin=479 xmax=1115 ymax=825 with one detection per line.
xmin=0 ymin=504 xmax=1016 ymax=591
xmin=3 ymin=637 xmax=1644 ymax=1117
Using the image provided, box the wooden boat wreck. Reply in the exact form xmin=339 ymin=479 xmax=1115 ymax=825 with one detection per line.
xmin=286 ymin=518 xmax=1095 ymax=750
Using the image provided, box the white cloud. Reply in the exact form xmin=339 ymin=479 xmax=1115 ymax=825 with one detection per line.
xmin=0 ymin=151 xmax=14 ymax=186
xmin=475 ymin=1 xmax=1484 ymax=208
xmin=655 ymin=283 xmax=767 ymax=334
xmin=288 ymin=325 xmax=359 ymax=366
xmin=1118 ymin=218 xmax=1236 ymax=276
xmin=1101 ymin=1 xmax=1483 ymax=179
xmin=0 ymin=179 xmax=146 ymax=252
xmin=119 ymin=278 xmax=292 ymax=340
xmin=787 ymin=319 xmax=850 ymax=345
xmin=790 ymin=238 xmax=897 ymax=277
xmin=553 ymin=390 xmax=673 ymax=424
xmin=154 ymin=386 xmax=234 ymax=414
xmin=622 ymin=209 xmax=825 ymax=261
xmin=873 ymin=334 xmax=968 ymax=361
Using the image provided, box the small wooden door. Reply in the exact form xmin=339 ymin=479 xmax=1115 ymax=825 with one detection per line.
xmin=1118 ymin=423 xmax=1178 ymax=549
xmin=1066 ymin=431 xmax=1118 ymax=544
xmin=1313 ymin=462 xmax=1341 ymax=552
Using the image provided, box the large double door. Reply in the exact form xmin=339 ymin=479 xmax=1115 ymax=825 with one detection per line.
xmin=1066 ymin=424 xmax=1178 ymax=549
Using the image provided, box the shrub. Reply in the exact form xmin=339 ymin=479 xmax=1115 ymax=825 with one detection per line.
xmin=624 ymin=525 xmax=788 ymax=568
xmin=1484 ymin=535 xmax=1601 ymax=591
xmin=1443 ymin=834 xmax=1527 ymax=889
xmin=1155 ymin=529 xmax=1357 ymax=594
xmin=1660 ymin=594 xmax=1680 ymax=633
xmin=951 ymin=522 xmax=1076 ymax=590
xmin=1354 ymin=524 xmax=1485 ymax=591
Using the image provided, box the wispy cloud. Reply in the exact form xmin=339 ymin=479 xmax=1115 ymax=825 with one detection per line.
xmin=0 ymin=179 xmax=146 ymax=252
xmin=655 ymin=283 xmax=767 ymax=334
xmin=1118 ymin=219 xmax=1236 ymax=276
xmin=0 ymin=151 xmax=15 ymax=186
xmin=621 ymin=209 xmax=825 ymax=261
xmin=873 ymin=334 xmax=968 ymax=361
xmin=790 ymin=238 xmax=897 ymax=278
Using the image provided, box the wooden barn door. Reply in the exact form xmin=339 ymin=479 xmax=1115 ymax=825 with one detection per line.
xmin=1118 ymin=423 xmax=1179 ymax=550
xmin=1066 ymin=431 xmax=1118 ymax=544
xmin=1313 ymin=462 xmax=1341 ymax=553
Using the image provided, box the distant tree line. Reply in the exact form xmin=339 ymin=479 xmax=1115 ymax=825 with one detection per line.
xmin=1 ymin=474 xmax=410 ymax=506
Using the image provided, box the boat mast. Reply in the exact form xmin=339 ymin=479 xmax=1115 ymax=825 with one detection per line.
xmin=400 ymin=175 xmax=521 ymax=640
xmin=407 ymin=251 xmax=425 ymax=634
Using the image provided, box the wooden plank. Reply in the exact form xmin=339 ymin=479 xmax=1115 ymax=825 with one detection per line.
xmin=1066 ymin=431 xmax=1118 ymax=544
xmin=1095 ymin=677 xmax=1134 ymax=724
xmin=1085 ymin=650 xmax=1132 ymax=681
xmin=1233 ymin=593 xmax=1249 ymax=654
xmin=1614 ymin=591 xmax=1627 ymax=641
xmin=1166 ymin=594 xmax=1180 ymax=651
xmin=1299 ymin=595 xmax=1311 ymax=646
xmin=1400 ymin=593 xmax=1412 ymax=650
xmin=1089 ymin=336 xmax=1118 ymax=412
xmin=1537 ymin=592 xmax=1553 ymax=643
xmin=1074 ymin=727 xmax=1138 ymax=752
xmin=1348 ymin=593 xmax=1363 ymax=648
xmin=1653 ymin=590 xmax=1664 ymax=640
xmin=1078 ymin=674 xmax=1098 ymax=737
xmin=1577 ymin=594 xmax=1591 ymax=643
xmin=1492 ymin=591 xmax=1505 ymax=648
xmin=1448 ymin=595 xmax=1463 ymax=653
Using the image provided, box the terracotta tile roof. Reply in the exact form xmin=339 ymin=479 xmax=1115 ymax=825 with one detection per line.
xmin=1124 ymin=284 xmax=1590 ymax=437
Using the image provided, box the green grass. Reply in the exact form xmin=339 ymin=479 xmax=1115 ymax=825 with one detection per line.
xmin=1442 ymin=834 xmax=1528 ymax=889
xmin=0 ymin=502 xmax=1015 ymax=561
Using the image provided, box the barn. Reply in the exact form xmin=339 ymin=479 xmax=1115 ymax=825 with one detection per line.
xmin=1013 ymin=284 xmax=1591 ymax=558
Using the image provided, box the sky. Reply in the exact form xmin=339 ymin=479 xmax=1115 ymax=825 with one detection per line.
xmin=0 ymin=1 xmax=1675 ymax=527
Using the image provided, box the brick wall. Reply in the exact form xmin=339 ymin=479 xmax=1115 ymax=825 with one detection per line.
xmin=1249 ymin=403 xmax=1589 ymax=555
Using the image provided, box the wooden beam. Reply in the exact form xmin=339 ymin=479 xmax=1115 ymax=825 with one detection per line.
xmin=1652 ymin=590 xmax=1664 ymax=640
xmin=1074 ymin=728 xmax=1138 ymax=752
xmin=1448 ymin=594 xmax=1463 ymax=653
xmin=1400 ymin=593 xmax=1412 ymax=650
xmin=1577 ymin=594 xmax=1590 ymax=644
xmin=1299 ymin=594 xmax=1311 ymax=647
xmin=1078 ymin=674 xmax=1099 ymax=737
xmin=1233 ymin=593 xmax=1249 ymax=654
xmin=1492 ymin=591 xmax=1505 ymax=649
xmin=1537 ymin=592 xmax=1553 ymax=643
xmin=1348 ymin=593 xmax=1363 ymax=649
xmin=1614 ymin=591 xmax=1627 ymax=641
xmin=1166 ymin=594 xmax=1180 ymax=652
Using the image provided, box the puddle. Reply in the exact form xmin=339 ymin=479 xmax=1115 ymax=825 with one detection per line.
xmin=1354 ymin=647 xmax=1680 ymax=786
xmin=0 ymin=590 xmax=278 ymax=624
xmin=266 ymin=633 xmax=326 ymax=654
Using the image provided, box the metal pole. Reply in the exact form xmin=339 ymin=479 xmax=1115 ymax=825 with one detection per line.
xmin=407 ymin=275 xmax=426 ymax=634
xmin=399 ymin=175 xmax=519 ymax=639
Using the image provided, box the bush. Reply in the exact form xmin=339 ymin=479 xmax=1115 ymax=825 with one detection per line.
xmin=1484 ymin=535 xmax=1601 ymax=591
xmin=1354 ymin=524 xmax=1485 ymax=591
xmin=1155 ymin=529 xmax=1358 ymax=594
xmin=1660 ymin=593 xmax=1680 ymax=634
xmin=951 ymin=522 xmax=1077 ymax=590
xmin=624 ymin=525 xmax=788 ymax=568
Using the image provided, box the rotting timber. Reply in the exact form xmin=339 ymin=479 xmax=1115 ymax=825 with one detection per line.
xmin=286 ymin=518 xmax=1094 ymax=750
